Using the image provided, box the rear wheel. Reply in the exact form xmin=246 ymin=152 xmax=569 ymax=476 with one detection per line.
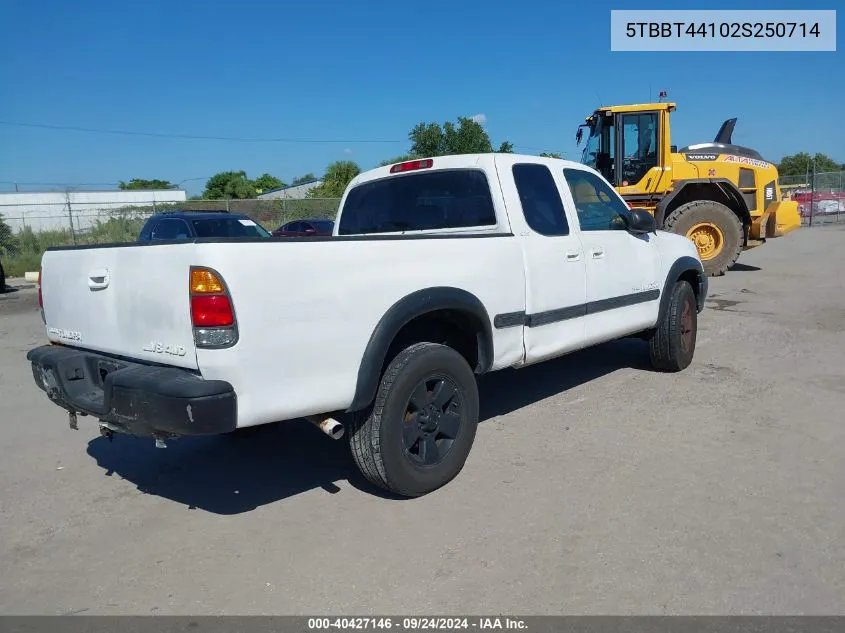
xmin=348 ymin=342 xmax=479 ymax=498
xmin=663 ymin=200 xmax=743 ymax=277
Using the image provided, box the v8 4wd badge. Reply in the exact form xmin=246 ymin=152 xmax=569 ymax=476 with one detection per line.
xmin=143 ymin=341 xmax=187 ymax=356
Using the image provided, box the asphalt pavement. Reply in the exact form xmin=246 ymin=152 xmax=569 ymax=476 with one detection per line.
xmin=1 ymin=226 xmax=844 ymax=615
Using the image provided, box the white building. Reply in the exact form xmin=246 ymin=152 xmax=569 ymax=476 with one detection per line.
xmin=0 ymin=190 xmax=187 ymax=234
xmin=257 ymin=180 xmax=323 ymax=200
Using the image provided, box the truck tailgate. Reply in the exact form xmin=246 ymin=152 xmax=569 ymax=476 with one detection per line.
xmin=40 ymin=244 xmax=200 ymax=370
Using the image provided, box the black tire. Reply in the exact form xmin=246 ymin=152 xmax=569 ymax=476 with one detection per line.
xmin=663 ymin=200 xmax=743 ymax=277
xmin=348 ymin=342 xmax=479 ymax=498
xmin=649 ymin=280 xmax=697 ymax=372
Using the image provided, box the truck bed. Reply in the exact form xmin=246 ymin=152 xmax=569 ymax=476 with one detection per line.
xmin=38 ymin=234 xmax=528 ymax=427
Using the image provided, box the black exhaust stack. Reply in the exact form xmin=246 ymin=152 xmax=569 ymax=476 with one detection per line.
xmin=714 ymin=118 xmax=737 ymax=144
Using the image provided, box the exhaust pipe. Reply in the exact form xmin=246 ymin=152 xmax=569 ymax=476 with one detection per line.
xmin=306 ymin=414 xmax=345 ymax=440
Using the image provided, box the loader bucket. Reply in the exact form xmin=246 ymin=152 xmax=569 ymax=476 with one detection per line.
xmin=767 ymin=201 xmax=802 ymax=237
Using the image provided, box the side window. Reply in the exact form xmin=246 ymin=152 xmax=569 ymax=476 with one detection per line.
xmin=563 ymin=168 xmax=630 ymax=232
xmin=151 ymin=218 xmax=190 ymax=240
xmin=620 ymin=112 xmax=658 ymax=186
xmin=511 ymin=163 xmax=569 ymax=236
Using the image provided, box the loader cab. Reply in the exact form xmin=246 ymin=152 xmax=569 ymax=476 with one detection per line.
xmin=578 ymin=103 xmax=675 ymax=193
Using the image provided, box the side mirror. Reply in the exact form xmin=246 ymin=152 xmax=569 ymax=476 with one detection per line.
xmin=625 ymin=209 xmax=656 ymax=234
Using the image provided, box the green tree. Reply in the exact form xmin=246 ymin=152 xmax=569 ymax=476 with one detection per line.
xmin=202 ymin=171 xmax=256 ymax=199
xmin=118 ymin=178 xmax=174 ymax=190
xmin=539 ymin=152 xmax=562 ymax=159
xmin=307 ymin=161 xmax=361 ymax=198
xmin=408 ymin=116 xmax=513 ymax=157
xmin=777 ymin=152 xmax=842 ymax=177
xmin=291 ymin=173 xmax=318 ymax=185
xmin=252 ymin=173 xmax=286 ymax=194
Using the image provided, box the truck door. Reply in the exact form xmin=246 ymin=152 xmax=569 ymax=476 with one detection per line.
xmin=561 ymin=167 xmax=662 ymax=346
xmin=496 ymin=157 xmax=588 ymax=366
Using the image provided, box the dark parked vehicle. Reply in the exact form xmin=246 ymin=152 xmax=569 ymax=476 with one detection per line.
xmin=0 ymin=257 xmax=5 ymax=293
xmin=272 ymin=219 xmax=334 ymax=237
xmin=138 ymin=210 xmax=271 ymax=242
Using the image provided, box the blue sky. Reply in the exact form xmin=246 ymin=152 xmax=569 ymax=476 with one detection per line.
xmin=0 ymin=0 xmax=841 ymax=196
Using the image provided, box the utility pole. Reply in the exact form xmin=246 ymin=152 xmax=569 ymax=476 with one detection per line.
xmin=66 ymin=190 xmax=76 ymax=244
xmin=808 ymin=159 xmax=816 ymax=228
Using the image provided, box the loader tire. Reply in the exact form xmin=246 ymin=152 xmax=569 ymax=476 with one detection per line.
xmin=663 ymin=200 xmax=743 ymax=277
xmin=649 ymin=280 xmax=697 ymax=372
xmin=348 ymin=342 xmax=479 ymax=498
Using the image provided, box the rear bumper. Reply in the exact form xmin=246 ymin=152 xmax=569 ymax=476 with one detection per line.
xmin=26 ymin=344 xmax=237 ymax=437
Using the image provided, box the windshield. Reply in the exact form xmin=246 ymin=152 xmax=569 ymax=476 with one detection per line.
xmin=313 ymin=220 xmax=334 ymax=232
xmin=191 ymin=216 xmax=271 ymax=238
xmin=580 ymin=114 xmax=615 ymax=183
xmin=581 ymin=118 xmax=602 ymax=169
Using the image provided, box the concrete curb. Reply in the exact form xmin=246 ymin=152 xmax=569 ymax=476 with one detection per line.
xmin=24 ymin=271 xmax=40 ymax=283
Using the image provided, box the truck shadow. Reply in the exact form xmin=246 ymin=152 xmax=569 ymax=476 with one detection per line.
xmin=85 ymin=338 xmax=651 ymax=514
xmin=728 ymin=263 xmax=761 ymax=272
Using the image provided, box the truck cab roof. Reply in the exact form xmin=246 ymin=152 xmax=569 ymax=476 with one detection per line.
xmin=358 ymin=153 xmax=587 ymax=185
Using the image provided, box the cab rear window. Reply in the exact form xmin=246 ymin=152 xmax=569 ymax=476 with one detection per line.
xmin=337 ymin=169 xmax=496 ymax=235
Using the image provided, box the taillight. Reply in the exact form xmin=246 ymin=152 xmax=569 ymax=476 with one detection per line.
xmin=190 ymin=266 xmax=238 ymax=348
xmin=191 ymin=269 xmax=224 ymax=294
xmin=390 ymin=158 xmax=433 ymax=173
xmin=191 ymin=295 xmax=234 ymax=327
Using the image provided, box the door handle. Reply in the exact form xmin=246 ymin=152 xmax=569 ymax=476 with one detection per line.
xmin=88 ymin=268 xmax=110 ymax=290
xmin=565 ymin=250 xmax=582 ymax=261
xmin=590 ymin=248 xmax=605 ymax=259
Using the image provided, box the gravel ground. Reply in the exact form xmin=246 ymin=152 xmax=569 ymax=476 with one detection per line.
xmin=1 ymin=226 xmax=843 ymax=615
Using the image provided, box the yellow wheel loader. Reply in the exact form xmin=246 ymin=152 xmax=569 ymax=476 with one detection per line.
xmin=576 ymin=102 xmax=801 ymax=276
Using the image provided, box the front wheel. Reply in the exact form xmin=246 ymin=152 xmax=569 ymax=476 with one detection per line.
xmin=648 ymin=280 xmax=697 ymax=372
xmin=663 ymin=200 xmax=743 ymax=277
xmin=348 ymin=342 xmax=479 ymax=498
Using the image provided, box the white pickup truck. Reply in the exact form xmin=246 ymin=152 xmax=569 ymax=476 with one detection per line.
xmin=27 ymin=154 xmax=707 ymax=497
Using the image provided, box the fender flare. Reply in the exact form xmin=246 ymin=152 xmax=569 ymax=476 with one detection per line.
xmin=346 ymin=287 xmax=494 ymax=413
xmin=655 ymin=178 xmax=751 ymax=229
xmin=658 ymin=256 xmax=707 ymax=322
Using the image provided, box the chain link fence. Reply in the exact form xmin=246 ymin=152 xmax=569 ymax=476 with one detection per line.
xmin=0 ymin=197 xmax=341 ymax=279
xmin=3 ymin=173 xmax=843 ymax=280
xmin=780 ymin=171 xmax=845 ymax=226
